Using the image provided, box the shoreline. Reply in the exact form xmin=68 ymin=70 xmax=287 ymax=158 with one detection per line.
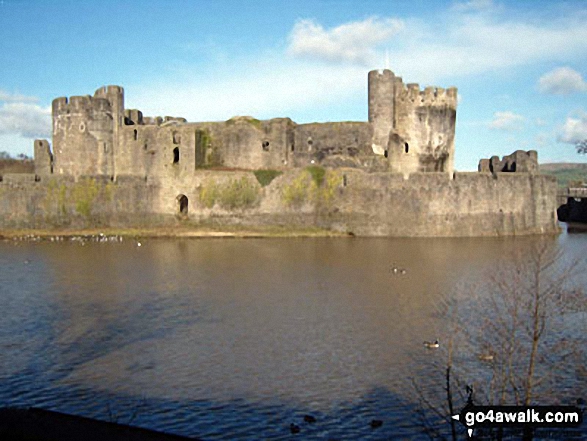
xmin=0 ymin=226 xmax=349 ymax=240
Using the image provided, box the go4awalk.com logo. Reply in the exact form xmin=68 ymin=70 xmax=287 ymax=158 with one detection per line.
xmin=452 ymin=405 xmax=583 ymax=438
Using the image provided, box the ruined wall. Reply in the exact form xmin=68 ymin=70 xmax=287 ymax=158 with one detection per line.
xmin=34 ymin=139 xmax=53 ymax=176
xmin=0 ymin=170 xmax=558 ymax=237
xmin=388 ymin=82 xmax=457 ymax=175
xmin=367 ymin=69 xmax=457 ymax=175
xmin=478 ymin=150 xmax=538 ymax=173
xmin=368 ymin=69 xmax=395 ymax=155
xmin=205 ymin=117 xmax=292 ymax=170
xmin=46 ymin=68 xmax=457 ymax=178
xmin=292 ymin=122 xmax=374 ymax=168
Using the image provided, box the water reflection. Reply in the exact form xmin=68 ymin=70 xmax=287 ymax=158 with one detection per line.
xmin=0 ymin=233 xmax=585 ymax=439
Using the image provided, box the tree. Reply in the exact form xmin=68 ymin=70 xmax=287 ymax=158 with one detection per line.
xmin=414 ymin=242 xmax=586 ymax=440
xmin=577 ymin=139 xmax=587 ymax=154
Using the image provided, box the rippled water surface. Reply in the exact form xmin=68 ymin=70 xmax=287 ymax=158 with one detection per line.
xmin=0 ymin=230 xmax=585 ymax=439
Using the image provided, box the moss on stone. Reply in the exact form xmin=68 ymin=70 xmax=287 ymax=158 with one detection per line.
xmin=199 ymin=177 xmax=259 ymax=210
xmin=226 ymin=116 xmax=262 ymax=130
xmin=72 ymin=178 xmax=99 ymax=218
xmin=218 ymin=177 xmax=259 ymax=210
xmin=253 ymin=169 xmax=282 ymax=187
xmin=282 ymin=172 xmax=316 ymax=207
xmin=320 ymin=170 xmax=343 ymax=204
xmin=199 ymin=180 xmax=219 ymax=208
xmin=104 ymin=181 xmax=115 ymax=202
xmin=306 ymin=165 xmax=326 ymax=187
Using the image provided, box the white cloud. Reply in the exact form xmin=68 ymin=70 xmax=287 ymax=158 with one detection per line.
xmin=0 ymin=102 xmax=51 ymax=139
xmin=132 ymin=4 xmax=587 ymax=128
xmin=130 ymin=62 xmax=366 ymax=123
xmin=557 ymin=111 xmax=587 ymax=144
xmin=0 ymin=90 xmax=39 ymax=103
xmin=287 ymin=17 xmax=404 ymax=65
xmin=535 ymin=118 xmax=547 ymax=127
xmin=283 ymin=7 xmax=587 ymax=86
xmin=488 ymin=111 xmax=525 ymax=131
xmin=397 ymin=14 xmax=587 ymax=82
xmin=538 ymin=67 xmax=587 ymax=95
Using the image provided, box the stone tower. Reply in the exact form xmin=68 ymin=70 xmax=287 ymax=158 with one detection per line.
xmin=51 ymin=86 xmax=124 ymax=177
xmin=368 ymin=69 xmax=396 ymax=156
xmin=368 ymin=69 xmax=458 ymax=175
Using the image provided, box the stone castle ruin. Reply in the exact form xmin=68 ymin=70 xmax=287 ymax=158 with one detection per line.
xmin=1 ymin=69 xmax=558 ymax=237
xmin=39 ymin=70 xmax=457 ymax=178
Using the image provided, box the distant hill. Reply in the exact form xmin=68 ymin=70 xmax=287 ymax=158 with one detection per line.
xmin=540 ymin=163 xmax=587 ymax=188
xmin=0 ymin=158 xmax=34 ymax=174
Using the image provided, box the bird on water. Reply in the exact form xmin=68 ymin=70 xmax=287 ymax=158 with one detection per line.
xmin=423 ymin=339 xmax=440 ymax=348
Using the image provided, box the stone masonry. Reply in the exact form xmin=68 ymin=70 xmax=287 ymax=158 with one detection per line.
xmin=0 ymin=68 xmax=559 ymax=237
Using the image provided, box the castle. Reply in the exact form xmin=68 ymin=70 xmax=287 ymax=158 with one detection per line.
xmin=0 ymin=69 xmax=558 ymax=237
xmin=38 ymin=69 xmax=458 ymax=178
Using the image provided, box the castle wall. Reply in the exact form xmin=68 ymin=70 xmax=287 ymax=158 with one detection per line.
xmin=0 ymin=170 xmax=558 ymax=237
xmin=292 ymin=122 xmax=373 ymax=167
xmin=0 ymin=174 xmax=160 ymax=229
xmin=388 ymin=83 xmax=457 ymax=175
xmin=203 ymin=117 xmax=292 ymax=170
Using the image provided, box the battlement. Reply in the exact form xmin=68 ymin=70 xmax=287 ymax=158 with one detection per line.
xmin=124 ymin=109 xmax=144 ymax=125
xmin=478 ymin=150 xmax=538 ymax=173
xmin=395 ymin=82 xmax=457 ymax=107
xmin=94 ymin=85 xmax=124 ymax=98
xmin=368 ymin=69 xmax=395 ymax=80
xmin=52 ymin=95 xmax=112 ymax=115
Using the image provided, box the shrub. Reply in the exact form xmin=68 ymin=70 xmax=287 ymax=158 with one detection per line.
xmin=218 ymin=177 xmax=259 ymax=209
xmin=282 ymin=172 xmax=315 ymax=207
xmin=199 ymin=177 xmax=259 ymax=210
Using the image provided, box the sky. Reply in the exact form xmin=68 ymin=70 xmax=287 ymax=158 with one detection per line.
xmin=0 ymin=0 xmax=586 ymax=170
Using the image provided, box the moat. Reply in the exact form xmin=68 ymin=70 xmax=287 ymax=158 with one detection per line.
xmin=1 ymin=231 xmax=585 ymax=439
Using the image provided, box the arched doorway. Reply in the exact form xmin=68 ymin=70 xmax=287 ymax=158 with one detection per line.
xmin=177 ymin=194 xmax=188 ymax=217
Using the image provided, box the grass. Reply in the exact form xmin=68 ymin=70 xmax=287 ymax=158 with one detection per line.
xmin=225 ymin=116 xmax=262 ymax=130
xmin=0 ymin=225 xmax=346 ymax=240
xmin=540 ymin=163 xmax=587 ymax=188
xmin=305 ymin=165 xmax=326 ymax=187
xmin=253 ymin=169 xmax=282 ymax=187
xmin=199 ymin=177 xmax=259 ymax=210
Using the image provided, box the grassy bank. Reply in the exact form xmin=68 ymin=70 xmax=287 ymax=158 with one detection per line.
xmin=0 ymin=224 xmax=347 ymax=240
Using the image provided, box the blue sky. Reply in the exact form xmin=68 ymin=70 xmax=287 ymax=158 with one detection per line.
xmin=1 ymin=0 xmax=586 ymax=170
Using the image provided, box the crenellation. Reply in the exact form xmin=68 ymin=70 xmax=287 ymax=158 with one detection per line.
xmin=479 ymin=150 xmax=538 ymax=173
xmin=407 ymin=84 xmax=420 ymax=101
xmin=69 ymin=95 xmax=92 ymax=111
xmin=52 ymin=97 xmax=69 ymax=113
xmin=93 ymin=98 xmax=111 ymax=112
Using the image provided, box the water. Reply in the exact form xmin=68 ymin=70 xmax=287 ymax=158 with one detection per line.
xmin=0 ymin=230 xmax=585 ymax=439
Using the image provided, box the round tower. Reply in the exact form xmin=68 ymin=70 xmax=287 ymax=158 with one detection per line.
xmin=368 ymin=69 xmax=395 ymax=156
xmin=94 ymin=85 xmax=124 ymax=176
